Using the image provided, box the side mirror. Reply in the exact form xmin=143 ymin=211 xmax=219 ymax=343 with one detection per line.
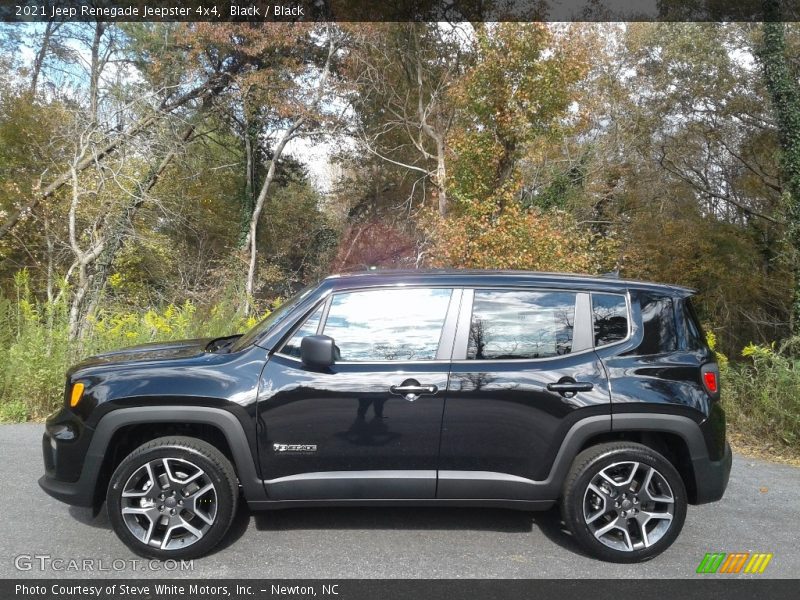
xmin=300 ymin=335 xmax=336 ymax=367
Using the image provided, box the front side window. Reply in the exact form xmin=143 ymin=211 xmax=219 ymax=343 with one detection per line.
xmin=467 ymin=290 xmax=576 ymax=360
xmin=322 ymin=288 xmax=452 ymax=361
xmin=592 ymin=293 xmax=628 ymax=347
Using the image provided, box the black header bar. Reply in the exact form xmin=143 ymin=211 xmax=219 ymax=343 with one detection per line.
xmin=4 ymin=579 xmax=800 ymax=600
xmin=1 ymin=0 xmax=799 ymax=23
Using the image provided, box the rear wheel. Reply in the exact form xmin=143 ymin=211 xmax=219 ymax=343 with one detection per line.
xmin=560 ymin=442 xmax=687 ymax=563
xmin=107 ymin=436 xmax=238 ymax=560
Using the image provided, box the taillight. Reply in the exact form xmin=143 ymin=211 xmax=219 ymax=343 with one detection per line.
xmin=703 ymin=371 xmax=718 ymax=394
xmin=700 ymin=363 xmax=720 ymax=398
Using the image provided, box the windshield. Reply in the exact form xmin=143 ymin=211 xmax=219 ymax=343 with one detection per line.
xmin=229 ymin=285 xmax=317 ymax=352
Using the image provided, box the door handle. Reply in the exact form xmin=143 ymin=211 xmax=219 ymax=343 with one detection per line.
xmin=389 ymin=382 xmax=438 ymax=402
xmin=547 ymin=381 xmax=594 ymax=398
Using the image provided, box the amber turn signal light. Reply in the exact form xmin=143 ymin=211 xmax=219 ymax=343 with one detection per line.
xmin=70 ymin=382 xmax=85 ymax=407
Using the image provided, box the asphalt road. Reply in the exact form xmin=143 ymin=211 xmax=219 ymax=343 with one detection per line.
xmin=2 ymin=423 xmax=798 ymax=579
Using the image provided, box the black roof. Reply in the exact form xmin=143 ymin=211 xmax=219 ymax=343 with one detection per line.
xmin=320 ymin=269 xmax=694 ymax=297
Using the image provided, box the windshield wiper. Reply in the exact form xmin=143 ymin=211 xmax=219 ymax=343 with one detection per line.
xmin=206 ymin=335 xmax=242 ymax=353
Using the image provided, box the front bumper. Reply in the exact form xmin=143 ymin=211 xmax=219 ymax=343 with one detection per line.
xmin=691 ymin=441 xmax=732 ymax=504
xmin=38 ymin=472 xmax=95 ymax=507
xmin=39 ymin=414 xmax=99 ymax=508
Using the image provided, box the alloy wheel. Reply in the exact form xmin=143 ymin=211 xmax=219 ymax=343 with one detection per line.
xmin=582 ymin=461 xmax=675 ymax=552
xmin=120 ymin=457 xmax=217 ymax=550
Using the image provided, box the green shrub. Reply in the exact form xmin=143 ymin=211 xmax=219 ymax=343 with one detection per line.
xmin=0 ymin=270 xmax=269 ymax=421
xmin=722 ymin=337 xmax=800 ymax=451
xmin=0 ymin=399 xmax=29 ymax=423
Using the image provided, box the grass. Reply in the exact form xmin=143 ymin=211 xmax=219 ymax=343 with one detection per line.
xmin=721 ymin=338 xmax=800 ymax=464
xmin=0 ymin=270 xmax=265 ymax=422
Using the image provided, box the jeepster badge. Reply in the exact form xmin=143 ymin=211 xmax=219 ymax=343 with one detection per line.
xmin=273 ymin=443 xmax=318 ymax=452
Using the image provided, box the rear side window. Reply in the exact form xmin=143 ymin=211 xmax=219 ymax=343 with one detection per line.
xmin=467 ymin=290 xmax=576 ymax=360
xmin=322 ymin=288 xmax=452 ymax=361
xmin=592 ymin=293 xmax=628 ymax=346
xmin=637 ymin=293 xmax=678 ymax=355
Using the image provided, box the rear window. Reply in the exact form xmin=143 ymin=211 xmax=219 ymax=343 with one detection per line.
xmin=467 ymin=290 xmax=576 ymax=360
xmin=637 ymin=293 xmax=677 ymax=355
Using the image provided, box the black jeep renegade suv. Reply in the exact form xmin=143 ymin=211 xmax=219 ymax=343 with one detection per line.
xmin=40 ymin=270 xmax=731 ymax=563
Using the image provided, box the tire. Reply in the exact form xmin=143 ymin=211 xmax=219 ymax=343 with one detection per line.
xmin=560 ymin=442 xmax=687 ymax=563
xmin=107 ymin=436 xmax=238 ymax=560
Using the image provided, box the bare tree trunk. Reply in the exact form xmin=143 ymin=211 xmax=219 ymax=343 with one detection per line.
xmin=244 ymin=126 xmax=298 ymax=312
xmin=242 ymin=30 xmax=337 ymax=313
xmin=416 ymin=48 xmax=448 ymax=216
xmin=66 ymin=153 xmax=105 ymax=344
xmin=30 ymin=22 xmax=60 ymax=95
xmin=89 ymin=22 xmax=107 ymax=125
xmin=240 ymin=104 xmax=256 ymax=247
xmin=44 ymin=217 xmax=55 ymax=303
xmin=434 ymin=134 xmax=447 ymax=216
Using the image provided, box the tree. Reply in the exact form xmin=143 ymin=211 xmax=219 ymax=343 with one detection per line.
xmin=348 ymin=23 xmax=471 ymax=216
xmin=447 ymin=23 xmax=591 ymax=209
xmin=757 ymin=6 xmax=800 ymax=330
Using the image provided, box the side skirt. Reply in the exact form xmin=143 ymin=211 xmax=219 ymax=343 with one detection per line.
xmin=247 ymin=498 xmax=555 ymax=511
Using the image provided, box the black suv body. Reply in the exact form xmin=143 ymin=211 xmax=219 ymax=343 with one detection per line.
xmin=40 ymin=271 xmax=731 ymax=562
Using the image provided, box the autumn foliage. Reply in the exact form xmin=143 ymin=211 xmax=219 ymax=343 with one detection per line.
xmin=424 ymin=203 xmax=613 ymax=273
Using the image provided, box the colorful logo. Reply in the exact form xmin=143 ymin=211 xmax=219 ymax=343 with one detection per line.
xmin=696 ymin=552 xmax=773 ymax=574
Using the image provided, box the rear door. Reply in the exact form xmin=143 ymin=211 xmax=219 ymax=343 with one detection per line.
xmin=257 ymin=286 xmax=460 ymax=500
xmin=438 ymin=287 xmax=611 ymax=500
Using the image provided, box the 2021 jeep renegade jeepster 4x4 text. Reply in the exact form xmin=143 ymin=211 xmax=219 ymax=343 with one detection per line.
xmin=40 ymin=271 xmax=731 ymax=562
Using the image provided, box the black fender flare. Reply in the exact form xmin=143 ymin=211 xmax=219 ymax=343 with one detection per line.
xmin=546 ymin=412 xmax=723 ymax=503
xmin=544 ymin=412 xmax=712 ymax=479
xmin=81 ymin=406 xmax=266 ymax=506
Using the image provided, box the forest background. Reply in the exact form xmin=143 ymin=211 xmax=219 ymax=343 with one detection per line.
xmin=1 ymin=21 xmax=799 ymax=460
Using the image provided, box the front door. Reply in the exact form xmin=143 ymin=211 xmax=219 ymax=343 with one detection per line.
xmin=257 ymin=286 xmax=459 ymax=500
xmin=438 ymin=288 xmax=612 ymax=501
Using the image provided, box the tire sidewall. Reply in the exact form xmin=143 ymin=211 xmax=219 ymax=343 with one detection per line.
xmin=565 ymin=445 xmax=688 ymax=563
xmin=107 ymin=443 xmax=236 ymax=561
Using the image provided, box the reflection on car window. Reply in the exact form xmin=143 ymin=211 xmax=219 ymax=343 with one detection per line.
xmin=592 ymin=293 xmax=628 ymax=347
xmin=638 ymin=293 xmax=677 ymax=354
xmin=467 ymin=290 xmax=576 ymax=360
xmin=322 ymin=288 xmax=452 ymax=361
xmin=280 ymin=305 xmax=324 ymax=358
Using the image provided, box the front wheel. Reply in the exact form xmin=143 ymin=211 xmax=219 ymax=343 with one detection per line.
xmin=560 ymin=442 xmax=687 ymax=563
xmin=107 ymin=436 xmax=238 ymax=560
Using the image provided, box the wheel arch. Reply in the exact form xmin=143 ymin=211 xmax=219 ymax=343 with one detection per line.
xmin=569 ymin=413 xmax=709 ymax=504
xmin=86 ymin=406 xmax=266 ymax=512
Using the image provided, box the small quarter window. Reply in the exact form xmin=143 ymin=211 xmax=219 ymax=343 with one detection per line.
xmin=467 ymin=290 xmax=576 ymax=360
xmin=638 ymin=293 xmax=677 ymax=355
xmin=280 ymin=304 xmax=324 ymax=358
xmin=592 ymin=293 xmax=628 ymax=346
xmin=684 ymin=298 xmax=707 ymax=351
